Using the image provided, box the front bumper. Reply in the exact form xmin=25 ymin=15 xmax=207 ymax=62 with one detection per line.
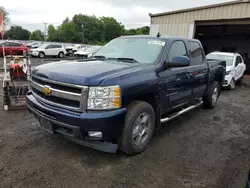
xmin=29 ymin=51 xmax=39 ymax=56
xmin=26 ymin=92 xmax=127 ymax=153
xmin=223 ymin=74 xmax=233 ymax=87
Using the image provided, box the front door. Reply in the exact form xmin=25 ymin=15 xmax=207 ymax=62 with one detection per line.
xmin=44 ymin=44 xmax=53 ymax=56
xmin=186 ymin=41 xmax=208 ymax=100
xmin=159 ymin=40 xmax=192 ymax=113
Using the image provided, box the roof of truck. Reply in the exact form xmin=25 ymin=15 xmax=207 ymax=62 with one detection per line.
xmin=119 ymin=35 xmax=200 ymax=42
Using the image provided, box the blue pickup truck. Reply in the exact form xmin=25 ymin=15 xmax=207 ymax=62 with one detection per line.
xmin=26 ymin=36 xmax=226 ymax=155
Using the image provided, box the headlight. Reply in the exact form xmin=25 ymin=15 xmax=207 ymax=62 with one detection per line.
xmin=226 ymin=71 xmax=231 ymax=75
xmin=87 ymin=86 xmax=121 ymax=110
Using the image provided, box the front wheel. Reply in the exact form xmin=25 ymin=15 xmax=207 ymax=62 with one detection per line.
xmin=238 ymin=75 xmax=244 ymax=85
xmin=203 ymin=81 xmax=220 ymax=109
xmin=38 ymin=52 xmax=45 ymax=58
xmin=229 ymin=79 xmax=236 ymax=90
xmin=58 ymin=52 xmax=64 ymax=58
xmin=119 ymin=101 xmax=155 ymax=155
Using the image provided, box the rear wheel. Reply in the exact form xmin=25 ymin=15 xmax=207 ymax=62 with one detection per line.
xmin=38 ymin=52 xmax=45 ymax=58
xmin=203 ymin=81 xmax=220 ymax=109
xmin=119 ymin=101 xmax=155 ymax=155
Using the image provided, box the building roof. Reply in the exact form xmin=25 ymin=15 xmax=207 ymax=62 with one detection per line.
xmin=149 ymin=0 xmax=250 ymax=17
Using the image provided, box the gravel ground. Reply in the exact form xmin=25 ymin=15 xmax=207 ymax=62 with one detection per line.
xmin=0 ymin=79 xmax=250 ymax=188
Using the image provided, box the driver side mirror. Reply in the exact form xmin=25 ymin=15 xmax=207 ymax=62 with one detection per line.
xmin=167 ymin=56 xmax=190 ymax=68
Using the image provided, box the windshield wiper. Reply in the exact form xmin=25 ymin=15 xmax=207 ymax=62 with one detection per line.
xmin=91 ymin=55 xmax=107 ymax=60
xmin=116 ymin=58 xmax=140 ymax=63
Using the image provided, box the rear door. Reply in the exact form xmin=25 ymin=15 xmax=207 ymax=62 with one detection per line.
xmin=186 ymin=41 xmax=208 ymax=100
xmin=159 ymin=40 xmax=193 ymax=112
xmin=53 ymin=45 xmax=61 ymax=55
xmin=235 ymin=56 xmax=245 ymax=80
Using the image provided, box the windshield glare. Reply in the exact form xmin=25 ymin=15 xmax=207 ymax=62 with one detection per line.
xmin=206 ymin=54 xmax=234 ymax=66
xmin=94 ymin=38 xmax=166 ymax=64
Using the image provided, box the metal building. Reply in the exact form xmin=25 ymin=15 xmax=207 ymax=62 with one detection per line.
xmin=149 ymin=0 xmax=250 ymax=73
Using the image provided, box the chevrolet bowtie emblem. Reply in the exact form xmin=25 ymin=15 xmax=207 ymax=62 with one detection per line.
xmin=42 ymin=85 xmax=52 ymax=95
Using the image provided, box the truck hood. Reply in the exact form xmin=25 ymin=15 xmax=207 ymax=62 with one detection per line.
xmin=226 ymin=65 xmax=234 ymax=72
xmin=32 ymin=60 xmax=143 ymax=86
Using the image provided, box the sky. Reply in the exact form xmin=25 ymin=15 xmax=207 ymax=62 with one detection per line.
xmin=2 ymin=0 xmax=231 ymax=31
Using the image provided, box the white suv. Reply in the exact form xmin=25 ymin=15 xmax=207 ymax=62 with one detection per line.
xmin=29 ymin=44 xmax=67 ymax=58
xmin=206 ymin=52 xmax=246 ymax=89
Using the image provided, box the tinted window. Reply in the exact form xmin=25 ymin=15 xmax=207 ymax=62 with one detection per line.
xmin=46 ymin=45 xmax=53 ymax=49
xmin=53 ymin=45 xmax=62 ymax=48
xmin=235 ymin=56 xmax=242 ymax=66
xmin=167 ymin=41 xmax=187 ymax=61
xmin=188 ymin=41 xmax=203 ymax=66
xmin=3 ymin=42 xmax=10 ymax=47
xmin=11 ymin=43 xmax=22 ymax=47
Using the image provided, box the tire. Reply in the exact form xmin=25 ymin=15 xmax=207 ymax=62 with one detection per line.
xmin=58 ymin=52 xmax=64 ymax=58
xmin=119 ymin=101 xmax=155 ymax=155
xmin=38 ymin=52 xmax=45 ymax=58
xmin=203 ymin=81 xmax=220 ymax=109
xmin=229 ymin=79 xmax=236 ymax=90
xmin=238 ymin=75 xmax=244 ymax=85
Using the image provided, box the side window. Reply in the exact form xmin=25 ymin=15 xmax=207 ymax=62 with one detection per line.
xmin=188 ymin=41 xmax=204 ymax=66
xmin=167 ymin=41 xmax=187 ymax=61
xmin=46 ymin=45 xmax=53 ymax=49
xmin=235 ymin=56 xmax=242 ymax=66
xmin=11 ymin=43 xmax=22 ymax=47
xmin=3 ymin=42 xmax=10 ymax=47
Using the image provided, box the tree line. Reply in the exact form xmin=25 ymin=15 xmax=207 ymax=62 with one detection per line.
xmin=1 ymin=7 xmax=149 ymax=44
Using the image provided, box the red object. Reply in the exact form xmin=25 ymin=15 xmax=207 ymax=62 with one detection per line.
xmin=0 ymin=11 xmax=4 ymax=37
xmin=9 ymin=63 xmax=26 ymax=78
xmin=0 ymin=42 xmax=28 ymax=56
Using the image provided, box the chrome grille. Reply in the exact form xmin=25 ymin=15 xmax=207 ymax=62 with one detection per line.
xmin=31 ymin=75 xmax=88 ymax=112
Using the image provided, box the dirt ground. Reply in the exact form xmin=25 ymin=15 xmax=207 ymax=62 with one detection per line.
xmin=1 ymin=81 xmax=250 ymax=188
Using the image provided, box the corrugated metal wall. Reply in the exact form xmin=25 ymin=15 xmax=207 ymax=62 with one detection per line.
xmin=150 ymin=2 xmax=250 ymax=37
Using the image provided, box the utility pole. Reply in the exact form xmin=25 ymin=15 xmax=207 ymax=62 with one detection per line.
xmin=43 ymin=22 xmax=48 ymax=41
xmin=81 ymin=23 xmax=84 ymax=44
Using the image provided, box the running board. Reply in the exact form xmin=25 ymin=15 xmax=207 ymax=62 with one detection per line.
xmin=160 ymin=101 xmax=203 ymax=123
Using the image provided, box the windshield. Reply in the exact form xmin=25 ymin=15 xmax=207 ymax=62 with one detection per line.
xmin=38 ymin=44 xmax=48 ymax=49
xmin=86 ymin=47 xmax=100 ymax=53
xmin=206 ymin=53 xmax=234 ymax=66
xmin=94 ymin=38 xmax=166 ymax=64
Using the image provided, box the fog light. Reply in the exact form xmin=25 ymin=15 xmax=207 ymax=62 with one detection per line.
xmin=88 ymin=131 xmax=102 ymax=138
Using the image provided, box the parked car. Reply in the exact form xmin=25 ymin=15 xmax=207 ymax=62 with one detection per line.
xmin=30 ymin=42 xmax=43 ymax=49
xmin=74 ymin=46 xmax=102 ymax=58
xmin=29 ymin=44 xmax=67 ymax=58
xmin=65 ymin=44 xmax=86 ymax=56
xmin=26 ymin=36 xmax=226 ymax=155
xmin=206 ymin=52 xmax=246 ymax=89
xmin=0 ymin=41 xmax=28 ymax=56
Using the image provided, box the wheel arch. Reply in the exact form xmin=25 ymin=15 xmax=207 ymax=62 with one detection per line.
xmin=127 ymin=92 xmax=161 ymax=130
